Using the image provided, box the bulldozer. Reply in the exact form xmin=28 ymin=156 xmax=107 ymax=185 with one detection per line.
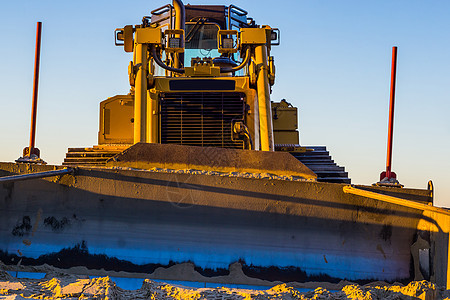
xmin=1 ymin=0 xmax=450 ymax=289
xmin=61 ymin=1 xmax=349 ymax=183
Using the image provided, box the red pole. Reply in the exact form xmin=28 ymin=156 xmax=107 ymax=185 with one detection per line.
xmin=29 ymin=22 xmax=42 ymax=156
xmin=385 ymin=46 xmax=397 ymax=179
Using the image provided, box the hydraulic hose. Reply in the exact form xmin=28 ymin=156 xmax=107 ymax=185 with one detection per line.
xmin=151 ymin=47 xmax=185 ymax=74
xmin=244 ymin=132 xmax=253 ymax=150
xmin=172 ymin=0 xmax=185 ymax=68
xmin=220 ymin=48 xmax=251 ymax=73
xmin=151 ymin=47 xmax=251 ymax=75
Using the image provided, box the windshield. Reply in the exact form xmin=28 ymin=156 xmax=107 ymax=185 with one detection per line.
xmin=184 ymin=23 xmax=220 ymax=66
xmin=153 ymin=22 xmax=243 ymax=74
xmin=185 ymin=23 xmax=219 ymax=49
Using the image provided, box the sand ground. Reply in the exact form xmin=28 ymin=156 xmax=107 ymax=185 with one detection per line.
xmin=1 ymin=266 xmax=449 ymax=299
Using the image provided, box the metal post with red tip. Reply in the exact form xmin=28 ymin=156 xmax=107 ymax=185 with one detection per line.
xmin=378 ymin=46 xmax=401 ymax=187
xmin=16 ymin=22 xmax=46 ymax=164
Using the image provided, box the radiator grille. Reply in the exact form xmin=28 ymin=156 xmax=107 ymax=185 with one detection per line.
xmin=160 ymin=92 xmax=245 ymax=149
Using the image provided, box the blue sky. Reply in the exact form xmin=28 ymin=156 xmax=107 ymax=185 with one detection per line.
xmin=0 ymin=0 xmax=449 ymax=206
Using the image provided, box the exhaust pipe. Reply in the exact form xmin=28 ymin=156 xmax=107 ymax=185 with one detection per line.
xmin=173 ymin=0 xmax=185 ymax=32
xmin=172 ymin=0 xmax=186 ymax=69
xmin=173 ymin=0 xmax=185 ymax=68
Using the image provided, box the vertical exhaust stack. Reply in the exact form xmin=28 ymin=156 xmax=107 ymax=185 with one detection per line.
xmin=173 ymin=0 xmax=185 ymax=69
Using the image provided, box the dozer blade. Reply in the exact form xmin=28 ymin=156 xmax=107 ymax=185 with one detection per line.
xmin=106 ymin=143 xmax=318 ymax=180
xmin=0 ymin=161 xmax=437 ymax=286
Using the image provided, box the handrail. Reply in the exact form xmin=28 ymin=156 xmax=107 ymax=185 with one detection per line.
xmin=150 ymin=4 xmax=173 ymax=30
xmin=151 ymin=4 xmax=172 ymax=15
xmin=227 ymin=5 xmax=248 ymax=30
xmin=0 ymin=168 xmax=74 ymax=184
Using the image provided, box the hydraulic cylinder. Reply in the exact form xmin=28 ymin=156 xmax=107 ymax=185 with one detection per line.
xmin=255 ymin=44 xmax=274 ymax=151
xmin=134 ymin=43 xmax=148 ymax=143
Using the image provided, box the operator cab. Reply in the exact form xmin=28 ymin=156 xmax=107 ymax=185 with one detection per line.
xmin=149 ymin=5 xmax=253 ymax=70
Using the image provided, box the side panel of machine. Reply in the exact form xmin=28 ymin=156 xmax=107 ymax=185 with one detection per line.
xmin=98 ymin=95 xmax=134 ymax=144
xmin=272 ymin=101 xmax=299 ymax=145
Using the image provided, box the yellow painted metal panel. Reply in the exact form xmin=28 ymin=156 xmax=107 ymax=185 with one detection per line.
xmin=135 ymin=27 xmax=161 ymax=44
xmin=272 ymin=107 xmax=298 ymax=131
xmin=185 ymin=66 xmax=221 ymax=77
xmin=98 ymin=95 xmax=133 ymax=145
xmin=240 ymin=28 xmax=267 ymax=45
xmin=273 ymin=130 xmax=299 ymax=145
xmin=153 ymin=77 xmax=251 ymax=92
xmin=123 ymin=25 xmax=134 ymax=53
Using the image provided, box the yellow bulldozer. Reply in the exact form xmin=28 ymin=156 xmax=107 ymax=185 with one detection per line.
xmin=62 ymin=1 xmax=350 ymax=183
xmin=1 ymin=0 xmax=450 ymax=289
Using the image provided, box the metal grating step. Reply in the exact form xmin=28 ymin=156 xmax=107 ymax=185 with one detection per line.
xmin=65 ymin=152 xmax=119 ymax=158
xmin=291 ymin=146 xmax=351 ymax=184
xmin=306 ymin=165 xmax=346 ymax=172
xmin=62 ymin=145 xmax=129 ymax=167
xmin=314 ymin=171 xmax=349 ymax=178
xmin=291 ymin=152 xmax=329 ymax=156
xmin=302 ymin=161 xmax=337 ymax=165
xmin=317 ymin=177 xmax=351 ymax=184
